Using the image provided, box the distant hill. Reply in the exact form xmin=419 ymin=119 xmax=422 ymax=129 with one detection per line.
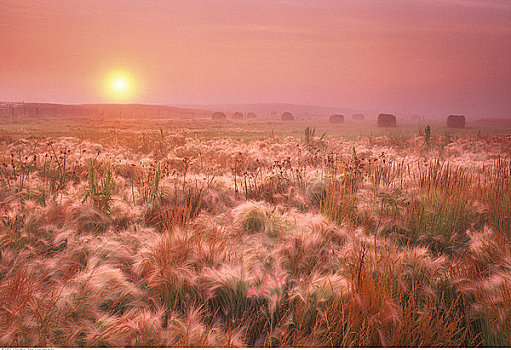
xmin=5 ymin=101 xmax=492 ymax=123
xmin=0 ymin=102 xmax=209 ymax=119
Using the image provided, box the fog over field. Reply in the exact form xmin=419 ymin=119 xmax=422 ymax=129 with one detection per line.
xmin=1 ymin=0 xmax=511 ymax=118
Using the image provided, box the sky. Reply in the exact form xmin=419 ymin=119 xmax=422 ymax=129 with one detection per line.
xmin=1 ymin=0 xmax=511 ymax=118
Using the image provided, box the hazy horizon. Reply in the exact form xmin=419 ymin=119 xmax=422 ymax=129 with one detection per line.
xmin=1 ymin=0 xmax=511 ymax=118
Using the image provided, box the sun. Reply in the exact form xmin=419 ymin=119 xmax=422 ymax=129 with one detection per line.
xmin=114 ymin=78 xmax=127 ymax=91
xmin=104 ymin=71 xmax=135 ymax=100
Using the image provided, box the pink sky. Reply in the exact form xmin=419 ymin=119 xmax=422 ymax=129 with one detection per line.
xmin=1 ymin=0 xmax=510 ymax=117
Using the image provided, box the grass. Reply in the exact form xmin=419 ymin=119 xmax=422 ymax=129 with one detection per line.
xmin=0 ymin=115 xmax=511 ymax=347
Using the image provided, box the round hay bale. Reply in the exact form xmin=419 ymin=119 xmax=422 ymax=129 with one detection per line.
xmin=447 ymin=115 xmax=465 ymax=128
xmin=329 ymin=114 xmax=344 ymax=124
xmin=281 ymin=112 xmax=295 ymax=121
xmin=378 ymin=113 xmax=397 ymax=127
xmin=352 ymin=113 xmax=365 ymax=121
xmin=212 ymin=111 xmax=227 ymax=120
xmin=246 ymin=112 xmax=257 ymax=119
xmin=232 ymin=112 xmax=244 ymax=119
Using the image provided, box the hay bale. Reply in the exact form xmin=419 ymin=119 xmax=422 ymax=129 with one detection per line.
xmin=447 ymin=115 xmax=465 ymax=128
xmin=212 ymin=112 xmax=227 ymax=120
xmin=378 ymin=113 xmax=397 ymax=127
xmin=329 ymin=114 xmax=344 ymax=123
xmin=247 ymin=112 xmax=257 ymax=119
xmin=352 ymin=113 xmax=365 ymax=121
xmin=281 ymin=112 xmax=295 ymax=121
xmin=232 ymin=112 xmax=244 ymax=120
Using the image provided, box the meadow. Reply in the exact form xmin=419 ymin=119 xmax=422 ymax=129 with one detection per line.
xmin=1 ymin=114 xmax=511 ymax=347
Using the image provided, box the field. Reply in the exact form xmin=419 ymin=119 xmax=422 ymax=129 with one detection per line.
xmin=1 ymin=115 xmax=511 ymax=347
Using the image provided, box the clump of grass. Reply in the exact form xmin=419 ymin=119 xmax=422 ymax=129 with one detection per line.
xmin=404 ymin=189 xmax=482 ymax=254
xmin=200 ymin=266 xmax=266 ymax=323
xmin=149 ymin=161 xmax=161 ymax=203
xmin=466 ymin=272 xmax=511 ymax=347
xmin=303 ymin=126 xmax=326 ymax=152
xmin=134 ymin=230 xmax=200 ymax=317
xmin=478 ymin=158 xmax=511 ymax=236
xmin=82 ymin=160 xmax=115 ymax=215
xmin=143 ymin=193 xmax=203 ymax=232
xmin=319 ymin=172 xmax=361 ymax=226
xmin=279 ymin=230 xmax=337 ymax=276
xmin=232 ymin=201 xmax=293 ymax=238
xmin=467 ymin=226 xmax=508 ymax=271
xmin=0 ymin=267 xmax=37 ymax=346
xmin=70 ymin=204 xmax=111 ymax=234
xmin=305 ymin=174 xmax=330 ymax=206
xmin=232 ymin=201 xmax=268 ymax=233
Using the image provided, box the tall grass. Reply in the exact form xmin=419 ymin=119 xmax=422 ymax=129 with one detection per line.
xmin=1 ymin=124 xmax=511 ymax=347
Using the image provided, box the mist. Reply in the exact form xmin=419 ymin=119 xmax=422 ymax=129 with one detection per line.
xmin=1 ymin=0 xmax=510 ymax=118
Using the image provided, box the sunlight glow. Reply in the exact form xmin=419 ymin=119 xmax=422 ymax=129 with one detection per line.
xmin=104 ymin=71 xmax=134 ymax=100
